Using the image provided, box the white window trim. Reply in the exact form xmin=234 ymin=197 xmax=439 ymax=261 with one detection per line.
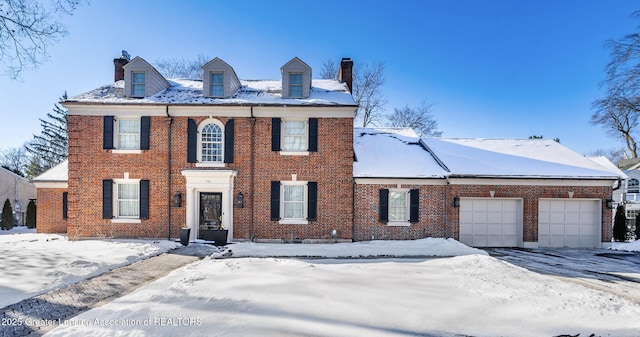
xmin=279 ymin=180 xmax=309 ymax=225
xmin=387 ymin=189 xmax=410 ymax=227
xmin=131 ymin=71 xmax=146 ymax=97
xmin=196 ymin=118 xmax=225 ymax=167
xmin=111 ymin=178 xmax=141 ymax=223
xmin=288 ymin=72 xmax=303 ymax=98
xmin=210 ymin=71 xmax=225 ymax=98
xmin=113 ymin=117 xmax=142 ymax=151
xmin=279 ymin=119 xmax=309 ymax=156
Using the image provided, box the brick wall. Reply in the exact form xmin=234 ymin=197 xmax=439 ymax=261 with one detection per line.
xmin=35 ymin=187 xmax=67 ymax=233
xmin=67 ymin=114 xmax=354 ymax=241
xmin=354 ymin=182 xmax=613 ymax=243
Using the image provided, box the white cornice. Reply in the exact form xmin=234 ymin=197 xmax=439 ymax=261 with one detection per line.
xmin=33 ymin=182 xmax=68 ymax=189
xmin=354 ymin=178 xmax=447 ymax=185
xmin=447 ymin=177 xmax=616 ymax=187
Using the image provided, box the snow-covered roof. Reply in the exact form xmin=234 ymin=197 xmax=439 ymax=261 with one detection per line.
xmin=353 ymin=128 xmax=449 ymax=178
xmin=32 ymin=160 xmax=68 ymax=182
xmin=588 ymin=156 xmax=627 ymax=179
xmin=424 ymin=138 xmax=621 ymax=179
xmin=64 ymin=79 xmax=357 ymax=106
xmin=354 ymin=129 xmax=622 ymax=180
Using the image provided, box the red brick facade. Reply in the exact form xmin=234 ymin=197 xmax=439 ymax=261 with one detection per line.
xmin=354 ymin=181 xmax=613 ymax=244
xmin=35 ymin=187 xmax=67 ymax=233
xmin=65 ymin=114 xmax=353 ymax=241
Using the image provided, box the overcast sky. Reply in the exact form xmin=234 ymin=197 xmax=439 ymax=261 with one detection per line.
xmin=0 ymin=0 xmax=638 ymax=155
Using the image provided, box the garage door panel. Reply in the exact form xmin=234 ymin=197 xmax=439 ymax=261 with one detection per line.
xmin=459 ymin=199 xmax=521 ymax=247
xmin=538 ymin=200 xmax=599 ymax=248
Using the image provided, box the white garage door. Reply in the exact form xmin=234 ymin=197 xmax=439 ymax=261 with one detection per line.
xmin=538 ymin=199 xmax=600 ymax=248
xmin=459 ymin=199 xmax=521 ymax=247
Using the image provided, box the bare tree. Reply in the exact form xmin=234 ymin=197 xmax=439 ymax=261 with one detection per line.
xmin=592 ymin=11 xmax=640 ymax=158
xmin=0 ymin=0 xmax=82 ymax=79
xmin=319 ymin=58 xmax=337 ymax=79
xmin=154 ymin=54 xmax=210 ymax=79
xmin=353 ymin=62 xmax=386 ymax=127
xmin=386 ymin=100 xmax=442 ymax=137
xmin=1 ymin=147 xmax=28 ymax=176
xmin=592 ymin=95 xmax=640 ymax=158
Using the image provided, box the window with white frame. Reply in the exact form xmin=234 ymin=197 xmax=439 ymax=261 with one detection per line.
xmin=626 ymin=208 xmax=640 ymax=219
xmin=283 ymin=183 xmax=306 ymax=220
xmin=210 ymin=72 xmax=224 ymax=97
xmin=116 ymin=181 xmax=139 ymax=218
xmin=389 ymin=190 xmax=409 ymax=222
xmin=132 ymin=72 xmax=146 ymax=97
xmin=198 ymin=119 xmax=224 ymax=164
xmin=282 ymin=120 xmax=307 ymax=151
xmin=116 ymin=118 xmax=141 ymax=150
xmin=628 ymin=178 xmax=640 ymax=194
xmin=289 ymin=73 xmax=303 ymax=97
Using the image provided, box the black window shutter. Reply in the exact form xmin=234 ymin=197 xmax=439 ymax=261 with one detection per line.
xmin=62 ymin=192 xmax=68 ymax=220
xmin=140 ymin=116 xmax=150 ymax=150
xmin=379 ymin=189 xmax=389 ymax=223
xmin=187 ymin=118 xmax=197 ymax=163
xmin=271 ymin=118 xmax=281 ymax=151
xmin=102 ymin=180 xmax=113 ymax=219
xmin=270 ymin=181 xmax=280 ymax=220
xmin=224 ymin=119 xmax=235 ymax=163
xmin=307 ymin=182 xmax=317 ymax=221
xmin=103 ymin=116 xmax=114 ymax=150
xmin=409 ymin=189 xmax=420 ymax=223
xmin=140 ymin=180 xmax=149 ymax=219
xmin=308 ymin=118 xmax=318 ymax=152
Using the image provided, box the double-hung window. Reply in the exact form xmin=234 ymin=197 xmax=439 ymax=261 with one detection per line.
xmin=289 ymin=73 xmax=303 ymax=97
xmin=210 ymin=72 xmax=224 ymax=97
xmin=380 ymin=188 xmax=420 ymax=225
xmin=283 ymin=120 xmax=307 ymax=151
xmin=103 ymin=179 xmax=149 ymax=223
xmin=283 ymin=183 xmax=306 ymax=220
xmin=117 ymin=182 xmax=140 ymax=218
xmin=389 ymin=190 xmax=408 ymax=222
xmin=132 ymin=72 xmax=146 ymax=97
xmin=117 ymin=119 xmax=141 ymax=150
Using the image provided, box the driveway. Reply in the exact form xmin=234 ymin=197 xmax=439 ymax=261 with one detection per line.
xmin=485 ymin=247 xmax=640 ymax=304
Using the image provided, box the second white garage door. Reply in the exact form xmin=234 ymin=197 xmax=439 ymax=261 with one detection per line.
xmin=459 ymin=198 xmax=522 ymax=247
xmin=538 ymin=199 xmax=600 ymax=248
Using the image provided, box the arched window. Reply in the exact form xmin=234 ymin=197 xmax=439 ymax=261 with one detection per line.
xmin=628 ymin=178 xmax=639 ymax=194
xmin=198 ymin=119 xmax=224 ymax=164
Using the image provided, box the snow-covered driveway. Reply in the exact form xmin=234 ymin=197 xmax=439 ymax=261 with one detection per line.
xmin=486 ymin=247 xmax=640 ymax=304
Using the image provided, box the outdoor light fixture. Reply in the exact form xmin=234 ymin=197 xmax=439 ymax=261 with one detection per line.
xmin=606 ymin=198 xmax=615 ymax=210
xmin=453 ymin=196 xmax=460 ymax=208
xmin=331 ymin=229 xmax=337 ymax=242
xmin=173 ymin=192 xmax=182 ymax=207
xmin=237 ymin=192 xmax=244 ymax=208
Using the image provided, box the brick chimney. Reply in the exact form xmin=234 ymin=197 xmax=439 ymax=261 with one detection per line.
xmin=338 ymin=57 xmax=353 ymax=93
xmin=113 ymin=50 xmax=131 ymax=82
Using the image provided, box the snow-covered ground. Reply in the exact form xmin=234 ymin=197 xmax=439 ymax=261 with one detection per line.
xmin=3 ymin=227 xmax=640 ymax=336
xmin=0 ymin=227 xmax=179 ymax=308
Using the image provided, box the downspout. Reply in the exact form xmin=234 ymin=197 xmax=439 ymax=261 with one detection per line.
xmin=166 ymin=106 xmax=173 ymax=240
xmin=249 ymin=106 xmax=256 ymax=240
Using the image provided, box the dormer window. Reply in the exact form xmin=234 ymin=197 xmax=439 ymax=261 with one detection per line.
xmin=132 ymin=72 xmax=146 ymax=97
xmin=210 ymin=72 xmax=224 ymax=97
xmin=289 ymin=73 xmax=303 ymax=97
xmin=280 ymin=57 xmax=312 ymax=98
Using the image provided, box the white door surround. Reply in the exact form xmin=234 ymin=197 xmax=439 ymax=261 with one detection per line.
xmin=182 ymin=169 xmax=237 ymax=242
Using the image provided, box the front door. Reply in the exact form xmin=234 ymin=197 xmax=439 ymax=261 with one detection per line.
xmin=199 ymin=192 xmax=222 ymax=240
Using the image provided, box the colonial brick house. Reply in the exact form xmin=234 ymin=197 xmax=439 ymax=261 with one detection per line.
xmin=34 ymin=53 xmax=623 ymax=248
xmin=44 ymin=54 xmax=357 ymax=242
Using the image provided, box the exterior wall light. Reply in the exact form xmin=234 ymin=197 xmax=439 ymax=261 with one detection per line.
xmin=237 ymin=192 xmax=244 ymax=208
xmin=453 ymin=196 xmax=460 ymax=208
xmin=606 ymin=198 xmax=615 ymax=210
xmin=173 ymin=192 xmax=182 ymax=207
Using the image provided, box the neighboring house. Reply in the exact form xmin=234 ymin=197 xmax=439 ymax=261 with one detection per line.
xmin=353 ymin=129 xmax=622 ymax=248
xmin=34 ymin=53 xmax=624 ymax=248
xmin=39 ymin=54 xmax=357 ymax=242
xmin=0 ymin=167 xmax=36 ymax=226
xmin=32 ymin=160 xmax=68 ymax=233
xmin=614 ymin=158 xmax=640 ymax=219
